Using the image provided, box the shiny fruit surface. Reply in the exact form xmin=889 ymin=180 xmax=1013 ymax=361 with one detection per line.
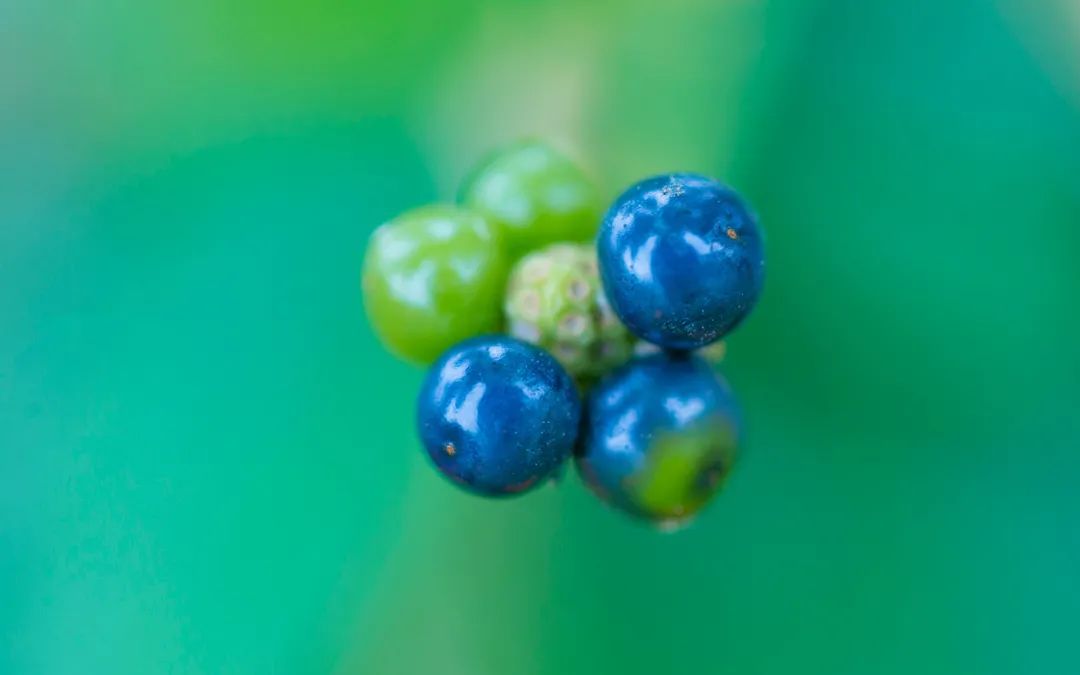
xmin=362 ymin=205 xmax=508 ymax=364
xmin=597 ymin=173 xmax=764 ymax=350
xmin=461 ymin=140 xmax=602 ymax=260
xmin=576 ymin=352 xmax=740 ymax=525
xmin=417 ymin=336 xmax=581 ymax=497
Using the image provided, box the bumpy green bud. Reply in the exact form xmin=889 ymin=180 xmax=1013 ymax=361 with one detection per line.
xmin=505 ymin=243 xmax=635 ymax=381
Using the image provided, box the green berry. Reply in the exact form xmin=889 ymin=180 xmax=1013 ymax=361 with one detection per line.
xmin=504 ymin=243 xmax=635 ymax=381
xmin=461 ymin=140 xmax=602 ymax=260
xmin=362 ymin=205 xmax=508 ymax=364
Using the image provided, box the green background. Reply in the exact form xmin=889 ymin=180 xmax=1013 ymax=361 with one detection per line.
xmin=3 ymin=1 xmax=1079 ymax=673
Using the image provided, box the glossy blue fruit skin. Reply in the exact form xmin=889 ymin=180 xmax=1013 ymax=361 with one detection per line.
xmin=417 ymin=336 xmax=581 ymax=497
xmin=576 ymin=352 xmax=741 ymax=524
xmin=597 ymin=173 xmax=765 ymax=350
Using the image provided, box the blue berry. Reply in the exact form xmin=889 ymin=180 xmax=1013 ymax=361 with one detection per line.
xmin=416 ymin=336 xmax=581 ymax=497
xmin=597 ymin=174 xmax=765 ymax=350
xmin=576 ymin=352 xmax=740 ymax=525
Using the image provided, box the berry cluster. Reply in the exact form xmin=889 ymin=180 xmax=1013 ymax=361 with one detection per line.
xmin=362 ymin=141 xmax=765 ymax=526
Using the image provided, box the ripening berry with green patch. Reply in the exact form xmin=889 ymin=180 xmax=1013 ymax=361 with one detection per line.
xmin=576 ymin=352 xmax=741 ymax=528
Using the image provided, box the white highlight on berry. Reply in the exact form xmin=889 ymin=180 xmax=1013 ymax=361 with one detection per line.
xmin=628 ymin=235 xmax=658 ymax=282
xmin=664 ymin=395 xmax=706 ymax=425
xmin=387 ymin=261 xmax=435 ymax=308
xmin=426 ymin=218 xmax=458 ymax=241
xmin=375 ymin=227 xmax=417 ymax=262
xmin=444 ymin=382 xmax=485 ymax=433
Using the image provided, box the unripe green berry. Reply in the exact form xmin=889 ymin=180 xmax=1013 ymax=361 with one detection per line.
xmin=362 ymin=205 xmax=508 ymax=364
xmin=461 ymin=141 xmax=602 ymax=261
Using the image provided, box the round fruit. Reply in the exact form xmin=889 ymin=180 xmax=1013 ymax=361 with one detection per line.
xmin=460 ymin=140 xmax=602 ymax=260
xmin=362 ymin=205 xmax=508 ymax=364
xmin=597 ymin=173 xmax=765 ymax=350
xmin=576 ymin=352 xmax=740 ymax=525
xmin=504 ymin=243 xmax=635 ymax=381
xmin=416 ymin=336 xmax=581 ymax=497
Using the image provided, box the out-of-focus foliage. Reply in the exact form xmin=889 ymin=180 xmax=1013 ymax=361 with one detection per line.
xmin=2 ymin=1 xmax=1078 ymax=674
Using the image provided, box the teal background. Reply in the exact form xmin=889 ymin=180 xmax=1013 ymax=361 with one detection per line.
xmin=3 ymin=1 xmax=1079 ymax=673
